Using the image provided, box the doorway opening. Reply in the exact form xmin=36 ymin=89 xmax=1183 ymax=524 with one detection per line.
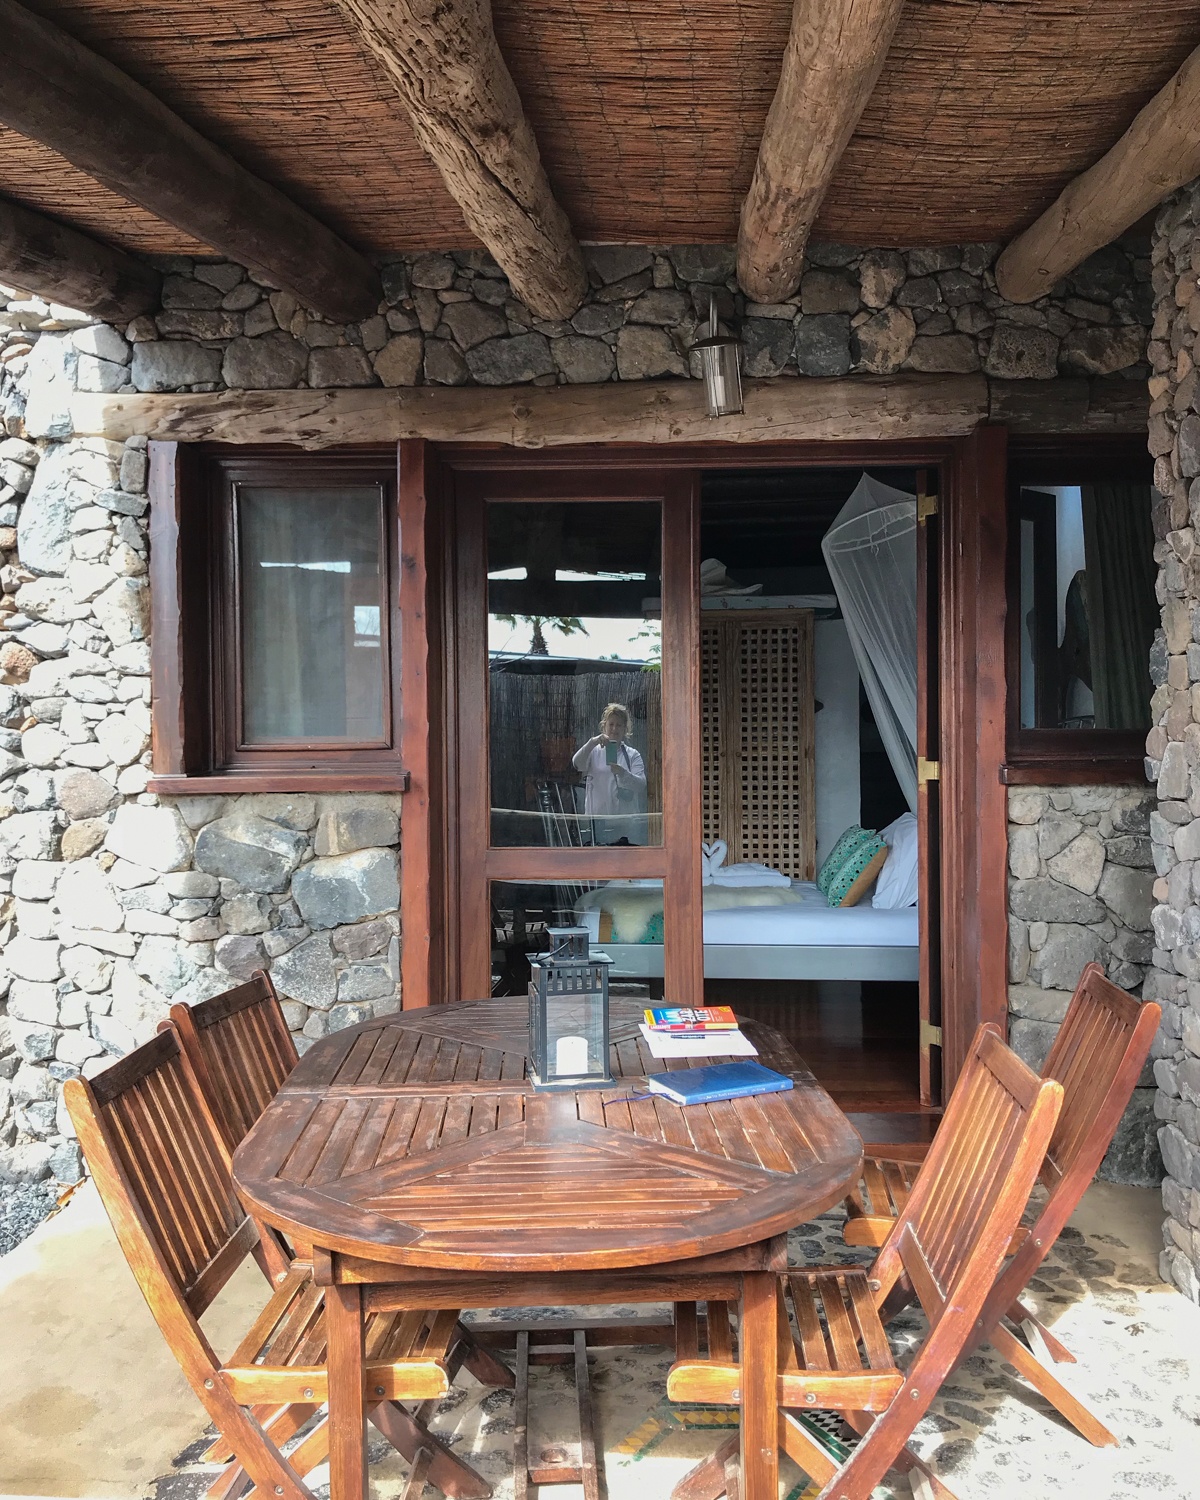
xmin=696 ymin=467 xmax=924 ymax=1111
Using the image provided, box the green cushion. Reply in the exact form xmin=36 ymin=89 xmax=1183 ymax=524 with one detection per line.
xmin=825 ymin=837 xmax=888 ymax=907
xmin=817 ymin=825 xmax=874 ymax=897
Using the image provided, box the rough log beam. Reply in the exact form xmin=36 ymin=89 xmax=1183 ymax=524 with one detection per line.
xmin=0 ymin=194 xmax=160 ymax=322
xmin=738 ymin=0 xmax=906 ymax=303
xmin=996 ymin=43 xmax=1200 ymax=304
xmin=69 ymin=375 xmax=1146 ymax=450
xmin=330 ymin=0 xmax=585 ymax=321
xmin=0 ymin=0 xmax=380 ymax=324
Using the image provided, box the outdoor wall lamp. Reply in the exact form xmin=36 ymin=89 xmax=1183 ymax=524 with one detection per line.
xmin=692 ymin=292 xmax=744 ymax=417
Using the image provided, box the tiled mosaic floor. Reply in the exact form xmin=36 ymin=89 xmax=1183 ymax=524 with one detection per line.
xmin=155 ymin=1199 xmax=1200 ymax=1500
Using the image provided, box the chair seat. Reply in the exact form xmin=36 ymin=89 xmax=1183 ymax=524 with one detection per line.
xmin=844 ymin=1153 xmax=925 ymax=1247
xmin=668 ymin=1271 xmax=904 ymax=1415
xmin=216 ymin=1262 xmax=456 ymax=1408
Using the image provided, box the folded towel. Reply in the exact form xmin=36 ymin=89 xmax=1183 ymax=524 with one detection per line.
xmin=711 ymin=861 xmax=791 ymax=888
xmin=701 ymin=839 xmax=728 ymax=883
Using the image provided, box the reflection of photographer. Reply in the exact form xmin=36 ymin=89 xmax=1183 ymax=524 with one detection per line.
xmin=572 ymin=703 xmax=647 ymax=842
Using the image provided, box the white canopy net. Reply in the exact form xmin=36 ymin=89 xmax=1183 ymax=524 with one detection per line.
xmin=821 ymin=474 xmax=918 ymax=812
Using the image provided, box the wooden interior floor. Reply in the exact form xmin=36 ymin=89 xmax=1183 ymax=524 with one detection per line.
xmin=705 ymin=978 xmax=929 ymax=1114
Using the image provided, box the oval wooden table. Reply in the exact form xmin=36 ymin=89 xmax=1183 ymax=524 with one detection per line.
xmin=233 ymin=997 xmax=864 ymax=1500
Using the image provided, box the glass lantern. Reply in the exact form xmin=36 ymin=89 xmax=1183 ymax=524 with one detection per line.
xmin=691 ymin=292 xmax=743 ymax=418
xmin=527 ymin=926 xmax=613 ymax=1090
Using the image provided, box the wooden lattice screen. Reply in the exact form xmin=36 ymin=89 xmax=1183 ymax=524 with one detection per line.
xmin=700 ymin=610 xmax=816 ymax=880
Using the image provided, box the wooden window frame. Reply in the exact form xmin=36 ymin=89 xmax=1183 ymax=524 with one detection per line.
xmin=1002 ymin=434 xmax=1154 ymax=787
xmin=147 ymin=441 xmax=409 ymax=794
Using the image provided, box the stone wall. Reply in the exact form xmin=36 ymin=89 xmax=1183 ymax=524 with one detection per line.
xmin=1007 ymin=783 xmax=1158 ymax=1184
xmin=1144 ymin=181 xmax=1200 ymax=1303
xmin=3 ymin=239 xmax=1150 ymax=417
xmin=0 ymin=236 xmax=1154 ymax=1192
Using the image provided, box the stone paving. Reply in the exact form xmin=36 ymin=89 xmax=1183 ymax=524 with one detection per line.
xmin=139 ymin=1183 xmax=1199 ymax=1500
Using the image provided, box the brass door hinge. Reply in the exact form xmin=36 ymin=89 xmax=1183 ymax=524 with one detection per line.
xmin=920 ymin=1020 xmax=943 ymax=1051
xmin=917 ymin=492 xmax=938 ymax=524
xmin=917 ymin=756 xmax=939 ymax=786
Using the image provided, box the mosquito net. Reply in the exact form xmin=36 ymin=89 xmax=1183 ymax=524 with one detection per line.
xmin=821 ymin=474 xmax=918 ymax=812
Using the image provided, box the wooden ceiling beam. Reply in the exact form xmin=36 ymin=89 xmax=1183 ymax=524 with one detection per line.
xmin=737 ymin=0 xmax=906 ymax=304
xmin=0 ymin=0 xmax=381 ymax=324
xmin=69 ymin=373 xmax=1146 ymax=450
xmin=328 ymin=0 xmax=586 ymax=321
xmin=0 ymin=195 xmax=160 ymax=323
xmin=996 ymin=43 xmax=1200 ymax=304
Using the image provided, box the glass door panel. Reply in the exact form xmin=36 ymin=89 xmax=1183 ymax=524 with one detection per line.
xmin=452 ymin=469 xmax=700 ymax=1007
xmin=487 ymin=499 xmax=663 ymax=848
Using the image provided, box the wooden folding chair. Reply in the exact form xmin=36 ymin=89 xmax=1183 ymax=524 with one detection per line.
xmin=843 ymin=961 xmax=1160 ymax=1446
xmin=168 ymin=973 xmax=515 ymax=1404
xmin=667 ymin=1025 xmax=1064 ymax=1500
xmin=168 ymin=971 xmax=298 ymax=1154
xmin=65 ymin=1028 xmax=497 ymax=1500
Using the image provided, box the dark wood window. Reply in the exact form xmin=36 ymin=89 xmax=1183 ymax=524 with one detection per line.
xmin=1004 ymin=436 xmax=1156 ymax=785
xmin=148 ymin=445 xmax=406 ymax=793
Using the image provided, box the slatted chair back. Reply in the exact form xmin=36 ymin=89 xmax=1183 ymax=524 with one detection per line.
xmin=169 ymin=970 xmax=298 ymax=1152
xmin=973 ymin=960 xmax=1160 ymax=1334
xmin=873 ymin=1023 xmax=1063 ymax=1326
xmin=64 ymin=1027 xmax=256 ymax=1318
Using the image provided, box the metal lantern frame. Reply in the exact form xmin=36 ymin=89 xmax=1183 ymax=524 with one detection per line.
xmin=527 ymin=926 xmax=614 ymax=1090
xmin=691 ymin=291 xmax=744 ymax=417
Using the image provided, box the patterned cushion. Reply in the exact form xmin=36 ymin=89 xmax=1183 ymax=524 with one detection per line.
xmin=817 ymin=825 xmax=873 ymax=897
xmin=826 ymin=838 xmax=888 ymax=908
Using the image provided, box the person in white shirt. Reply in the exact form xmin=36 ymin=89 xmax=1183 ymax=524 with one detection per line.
xmin=572 ymin=703 xmax=647 ymax=844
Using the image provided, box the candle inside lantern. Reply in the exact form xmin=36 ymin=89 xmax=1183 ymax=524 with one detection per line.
xmin=555 ymin=1034 xmax=589 ymax=1076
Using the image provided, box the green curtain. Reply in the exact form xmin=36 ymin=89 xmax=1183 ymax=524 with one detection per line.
xmin=1079 ymin=483 xmax=1157 ymax=731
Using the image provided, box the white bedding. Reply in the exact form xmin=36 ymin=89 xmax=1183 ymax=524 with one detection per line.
xmin=576 ymin=878 xmax=917 ymax=949
xmin=703 ymin=882 xmax=918 ymax=948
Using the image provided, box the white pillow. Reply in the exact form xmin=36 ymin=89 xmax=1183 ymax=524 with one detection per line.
xmin=871 ymin=812 xmax=919 ymax=909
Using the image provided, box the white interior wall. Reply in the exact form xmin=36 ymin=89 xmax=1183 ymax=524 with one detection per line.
xmin=814 ymin=618 xmax=861 ymax=867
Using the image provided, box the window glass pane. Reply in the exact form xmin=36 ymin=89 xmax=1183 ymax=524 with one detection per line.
xmin=490 ymin=879 xmax=656 ymax=1004
xmin=240 ymin=486 xmax=386 ymax=744
xmin=487 ymin=501 xmax=663 ymax=846
xmin=1017 ymin=483 xmax=1156 ymax=731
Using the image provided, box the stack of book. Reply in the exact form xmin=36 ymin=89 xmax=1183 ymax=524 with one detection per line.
xmin=639 ymin=1005 xmax=758 ymax=1059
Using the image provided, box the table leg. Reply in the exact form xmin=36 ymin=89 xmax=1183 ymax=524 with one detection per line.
xmin=327 ymin=1282 xmax=367 ymax=1500
xmin=739 ymin=1272 xmax=778 ymax=1500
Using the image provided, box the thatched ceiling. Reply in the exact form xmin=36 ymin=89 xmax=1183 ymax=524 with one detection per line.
xmin=2 ymin=0 xmax=1198 ymax=258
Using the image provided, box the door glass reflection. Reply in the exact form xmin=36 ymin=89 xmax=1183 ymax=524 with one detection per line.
xmin=490 ymin=880 xmax=659 ymax=1004
xmin=487 ymin=500 xmax=663 ymax=846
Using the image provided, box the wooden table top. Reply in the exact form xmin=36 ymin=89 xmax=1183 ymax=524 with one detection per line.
xmin=232 ymin=998 xmax=864 ymax=1273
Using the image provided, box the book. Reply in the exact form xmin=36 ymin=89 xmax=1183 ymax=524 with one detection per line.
xmin=644 ymin=1005 xmax=738 ymax=1033
xmin=638 ymin=1023 xmax=758 ymax=1060
xmin=644 ymin=1060 xmax=793 ymax=1106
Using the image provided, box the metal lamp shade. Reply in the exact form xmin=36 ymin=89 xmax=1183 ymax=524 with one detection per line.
xmin=692 ymin=293 xmax=743 ymax=417
xmin=528 ymin=926 xmax=613 ymax=1090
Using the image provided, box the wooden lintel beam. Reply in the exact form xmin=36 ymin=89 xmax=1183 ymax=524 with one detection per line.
xmin=0 ymin=0 xmax=381 ymax=324
xmin=996 ymin=43 xmax=1200 ymax=304
xmin=738 ymin=0 xmax=906 ymax=303
xmin=68 ymin=374 xmax=1147 ymax=450
xmin=0 ymin=194 xmax=160 ymax=322
xmin=329 ymin=0 xmax=585 ymax=321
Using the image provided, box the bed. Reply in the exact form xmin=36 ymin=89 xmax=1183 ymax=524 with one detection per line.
xmin=575 ymin=879 xmax=920 ymax=983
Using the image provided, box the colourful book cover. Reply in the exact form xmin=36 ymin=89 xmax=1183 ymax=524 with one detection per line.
xmin=644 ymin=1006 xmax=739 ymax=1032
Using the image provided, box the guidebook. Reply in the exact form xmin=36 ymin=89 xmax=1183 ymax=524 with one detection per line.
xmin=644 ymin=1006 xmax=738 ymax=1033
xmin=644 ymin=1060 xmax=793 ymax=1106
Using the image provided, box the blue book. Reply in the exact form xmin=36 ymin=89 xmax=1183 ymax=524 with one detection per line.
xmin=645 ymin=1060 xmax=794 ymax=1106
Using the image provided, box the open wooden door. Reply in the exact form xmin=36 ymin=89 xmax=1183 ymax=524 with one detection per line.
xmin=915 ymin=468 xmax=942 ymax=1105
xmin=444 ymin=462 xmax=701 ymax=1005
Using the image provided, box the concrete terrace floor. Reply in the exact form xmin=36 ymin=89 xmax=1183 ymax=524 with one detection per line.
xmin=0 ymin=1179 xmax=1197 ymax=1500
